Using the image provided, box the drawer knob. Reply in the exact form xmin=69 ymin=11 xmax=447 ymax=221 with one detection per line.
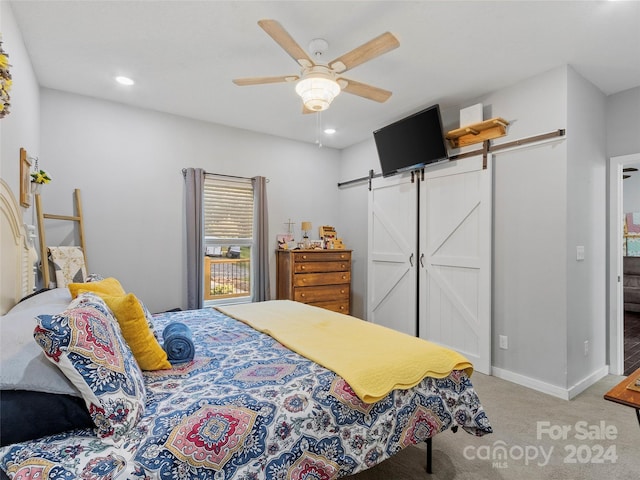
xmin=341 ymin=264 xmax=345 ymax=269
xmin=340 ymin=306 xmax=345 ymax=310
xmin=342 ymin=275 xmax=346 ymax=280
xmin=301 ymin=266 xmax=306 ymax=270
xmin=301 ymin=293 xmax=305 ymax=298
xmin=340 ymin=289 xmax=345 ymax=294
xmin=302 ymin=255 xmax=307 ymax=259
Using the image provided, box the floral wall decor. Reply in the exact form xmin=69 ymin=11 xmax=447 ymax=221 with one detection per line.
xmin=30 ymin=157 xmax=52 ymax=185
xmin=0 ymin=36 xmax=11 ymax=119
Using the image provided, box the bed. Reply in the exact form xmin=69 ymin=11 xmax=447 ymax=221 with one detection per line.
xmin=0 ymin=179 xmax=492 ymax=479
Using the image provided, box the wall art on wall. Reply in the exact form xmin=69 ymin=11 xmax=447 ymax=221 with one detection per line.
xmin=19 ymin=147 xmax=31 ymax=207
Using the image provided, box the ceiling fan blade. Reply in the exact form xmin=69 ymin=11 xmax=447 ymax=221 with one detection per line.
xmin=338 ymin=78 xmax=392 ymax=103
xmin=258 ymin=19 xmax=314 ymax=68
xmin=623 ymin=167 xmax=638 ymax=172
xmin=329 ymin=32 xmax=399 ymax=73
xmin=233 ymin=75 xmax=298 ymax=86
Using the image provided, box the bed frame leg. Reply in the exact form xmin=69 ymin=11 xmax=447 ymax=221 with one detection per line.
xmin=425 ymin=437 xmax=432 ymax=474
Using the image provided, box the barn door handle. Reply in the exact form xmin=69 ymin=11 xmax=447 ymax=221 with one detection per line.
xmin=420 ymin=253 xmax=425 ymax=268
xmin=409 ymin=253 xmax=414 ymax=267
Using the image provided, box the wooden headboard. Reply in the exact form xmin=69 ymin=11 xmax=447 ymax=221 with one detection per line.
xmin=1 ymin=178 xmax=36 ymax=314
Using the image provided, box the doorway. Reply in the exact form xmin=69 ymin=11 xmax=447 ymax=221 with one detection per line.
xmin=609 ymin=152 xmax=640 ymax=375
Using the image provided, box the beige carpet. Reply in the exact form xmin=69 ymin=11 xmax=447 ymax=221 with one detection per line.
xmin=345 ymin=373 xmax=638 ymax=479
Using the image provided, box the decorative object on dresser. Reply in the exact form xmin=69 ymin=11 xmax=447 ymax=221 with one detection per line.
xmin=319 ymin=224 xmax=344 ymax=249
xmin=276 ymin=249 xmax=351 ymax=314
xmin=301 ymin=221 xmax=312 ymax=248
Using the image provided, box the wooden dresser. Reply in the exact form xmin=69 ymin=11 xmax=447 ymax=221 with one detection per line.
xmin=276 ymin=249 xmax=352 ymax=314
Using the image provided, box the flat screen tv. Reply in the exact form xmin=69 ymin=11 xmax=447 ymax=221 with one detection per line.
xmin=373 ymin=104 xmax=448 ymax=177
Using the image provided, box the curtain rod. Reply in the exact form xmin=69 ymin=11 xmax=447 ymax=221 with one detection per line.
xmin=181 ymin=169 xmax=266 ymax=182
xmin=337 ymin=128 xmax=566 ymax=189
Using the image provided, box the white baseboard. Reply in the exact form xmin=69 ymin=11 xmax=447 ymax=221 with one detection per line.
xmin=491 ymin=365 xmax=609 ymax=400
xmin=492 ymin=367 xmax=571 ymax=399
xmin=566 ymin=365 xmax=610 ymax=399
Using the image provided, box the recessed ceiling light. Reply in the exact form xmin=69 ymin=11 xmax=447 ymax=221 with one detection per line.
xmin=115 ymin=76 xmax=135 ymax=86
xmin=324 ymin=128 xmax=336 ymax=135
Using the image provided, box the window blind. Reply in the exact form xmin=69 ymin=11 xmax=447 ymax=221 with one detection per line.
xmin=203 ymin=176 xmax=253 ymax=239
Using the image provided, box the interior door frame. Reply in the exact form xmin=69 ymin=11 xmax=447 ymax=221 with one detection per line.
xmin=609 ymin=152 xmax=640 ymax=375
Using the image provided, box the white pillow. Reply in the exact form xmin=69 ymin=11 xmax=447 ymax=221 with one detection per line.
xmin=0 ymin=289 xmax=80 ymax=396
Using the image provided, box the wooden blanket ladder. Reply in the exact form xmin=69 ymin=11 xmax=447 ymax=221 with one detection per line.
xmin=35 ymin=189 xmax=88 ymax=288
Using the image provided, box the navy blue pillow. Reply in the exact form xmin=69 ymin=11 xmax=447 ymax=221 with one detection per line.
xmin=0 ymin=390 xmax=93 ymax=446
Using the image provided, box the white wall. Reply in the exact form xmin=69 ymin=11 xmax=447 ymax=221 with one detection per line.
xmin=37 ymin=89 xmax=342 ymax=312
xmin=606 ymin=87 xmax=640 ymax=158
xmin=479 ymin=66 xmax=571 ymax=392
xmin=624 ymin=174 xmax=640 ymax=213
xmin=565 ymin=67 xmax=607 ymax=390
xmin=0 ymin=1 xmax=40 ymax=207
xmin=336 ymin=140 xmax=379 ymax=319
xmin=609 ymin=87 xmax=640 ymax=213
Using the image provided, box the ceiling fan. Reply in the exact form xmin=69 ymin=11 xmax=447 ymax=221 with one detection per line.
xmin=232 ymin=19 xmax=400 ymax=113
xmin=623 ymin=167 xmax=638 ymax=179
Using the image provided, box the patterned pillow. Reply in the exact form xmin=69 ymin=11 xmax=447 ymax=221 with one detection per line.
xmin=33 ymin=292 xmax=146 ymax=443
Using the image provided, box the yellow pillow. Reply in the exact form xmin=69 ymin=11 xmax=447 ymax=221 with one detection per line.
xmin=91 ymin=292 xmax=171 ymax=371
xmin=68 ymin=277 xmax=126 ymax=299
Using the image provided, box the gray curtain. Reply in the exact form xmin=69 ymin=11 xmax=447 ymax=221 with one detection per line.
xmin=253 ymin=176 xmax=271 ymax=301
xmin=184 ymin=168 xmax=205 ymax=309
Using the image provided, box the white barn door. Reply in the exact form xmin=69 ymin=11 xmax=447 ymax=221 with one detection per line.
xmin=419 ymin=155 xmax=492 ymax=374
xmin=367 ymin=173 xmax=418 ymax=336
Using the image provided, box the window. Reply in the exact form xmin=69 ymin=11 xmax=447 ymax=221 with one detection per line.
xmin=203 ymin=175 xmax=255 ymax=305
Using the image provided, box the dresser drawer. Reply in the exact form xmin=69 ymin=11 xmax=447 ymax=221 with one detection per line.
xmin=294 ymin=285 xmax=349 ymax=303
xmin=293 ymin=271 xmax=350 ymax=287
xmin=295 ymin=261 xmax=350 ymax=273
xmin=293 ymin=251 xmax=351 ymax=263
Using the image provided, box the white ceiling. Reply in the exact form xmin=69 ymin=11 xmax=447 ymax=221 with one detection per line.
xmin=8 ymin=0 xmax=640 ymax=149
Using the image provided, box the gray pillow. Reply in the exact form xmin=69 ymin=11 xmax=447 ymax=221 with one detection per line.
xmin=0 ymin=288 xmax=80 ymax=396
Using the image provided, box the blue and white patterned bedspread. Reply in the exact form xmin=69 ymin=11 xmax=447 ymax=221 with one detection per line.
xmin=0 ymin=308 xmax=492 ymax=479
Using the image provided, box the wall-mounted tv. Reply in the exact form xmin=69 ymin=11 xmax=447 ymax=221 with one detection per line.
xmin=373 ymin=104 xmax=448 ymax=177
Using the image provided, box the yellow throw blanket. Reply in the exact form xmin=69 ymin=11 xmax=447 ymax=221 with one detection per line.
xmin=216 ymin=300 xmax=473 ymax=403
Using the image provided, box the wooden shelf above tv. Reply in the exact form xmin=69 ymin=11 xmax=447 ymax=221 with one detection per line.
xmin=445 ymin=117 xmax=509 ymax=148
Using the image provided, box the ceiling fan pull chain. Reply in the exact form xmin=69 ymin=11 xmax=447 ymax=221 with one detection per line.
xmin=315 ymin=111 xmax=323 ymax=148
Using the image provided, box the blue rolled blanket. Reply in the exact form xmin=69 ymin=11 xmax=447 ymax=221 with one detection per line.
xmin=162 ymin=322 xmax=195 ymax=365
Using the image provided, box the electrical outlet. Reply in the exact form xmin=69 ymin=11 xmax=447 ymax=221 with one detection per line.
xmin=584 ymin=340 xmax=589 ymax=356
xmin=499 ymin=335 xmax=508 ymax=350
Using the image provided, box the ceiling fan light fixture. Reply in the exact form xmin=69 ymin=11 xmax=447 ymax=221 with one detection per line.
xmin=295 ymin=75 xmax=341 ymax=112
